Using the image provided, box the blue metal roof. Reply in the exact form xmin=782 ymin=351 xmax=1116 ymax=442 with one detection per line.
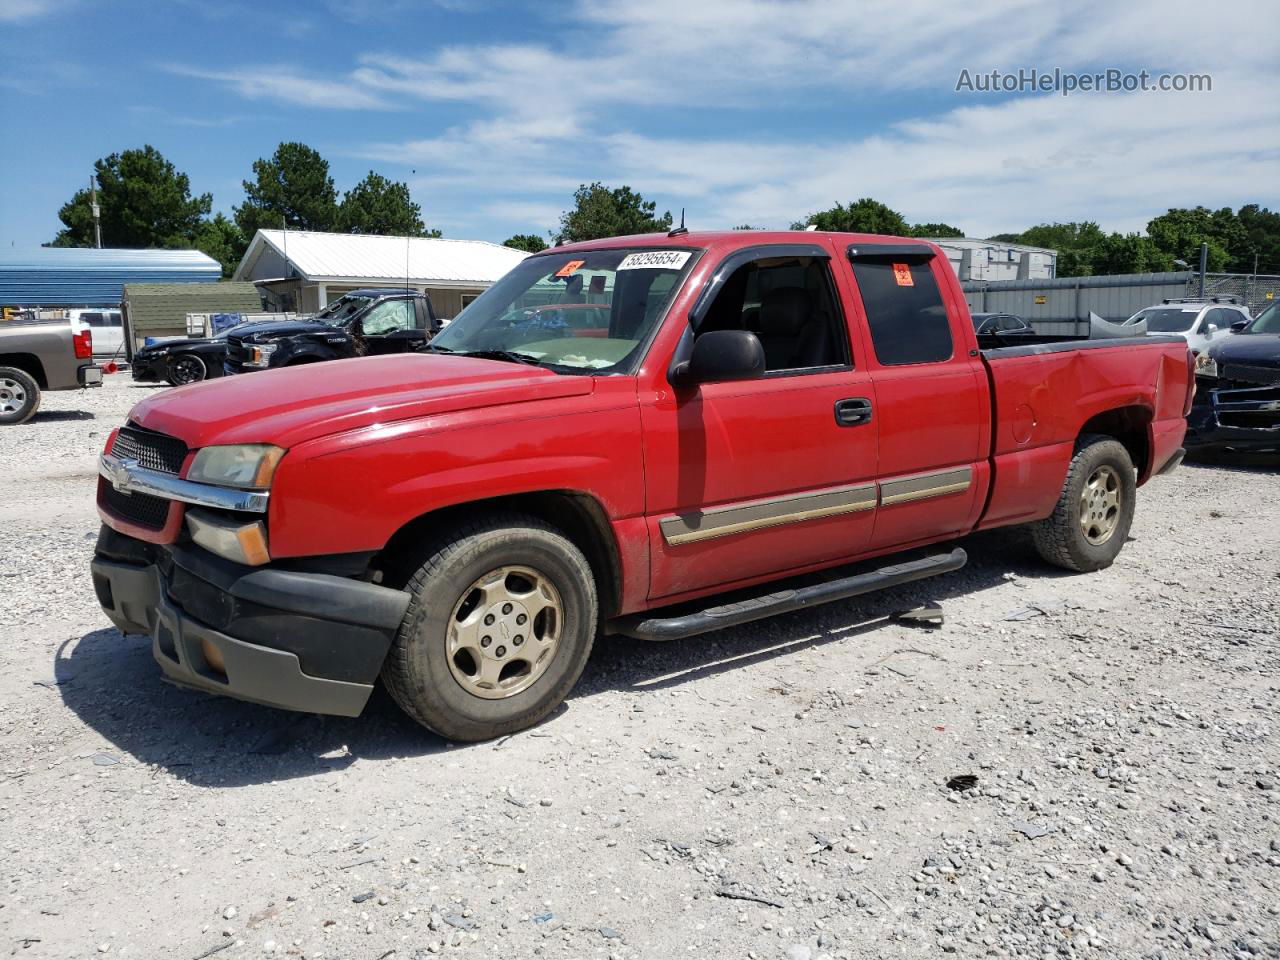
xmin=0 ymin=247 xmax=221 ymax=306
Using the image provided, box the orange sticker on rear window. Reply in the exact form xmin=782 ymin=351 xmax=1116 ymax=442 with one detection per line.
xmin=892 ymin=263 xmax=914 ymax=286
xmin=555 ymin=259 xmax=586 ymax=278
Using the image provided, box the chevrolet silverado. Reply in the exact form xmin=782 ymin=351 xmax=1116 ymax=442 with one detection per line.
xmin=91 ymin=231 xmax=1193 ymax=740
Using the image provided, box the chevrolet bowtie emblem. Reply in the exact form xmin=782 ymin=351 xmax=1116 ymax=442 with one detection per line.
xmin=108 ymin=457 xmax=139 ymax=495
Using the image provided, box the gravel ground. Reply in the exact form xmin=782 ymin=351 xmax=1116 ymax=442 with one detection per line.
xmin=1 ymin=375 xmax=1278 ymax=960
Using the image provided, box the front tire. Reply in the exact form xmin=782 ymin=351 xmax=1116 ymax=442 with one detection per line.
xmin=1031 ymin=434 xmax=1136 ymax=572
xmin=166 ymin=353 xmax=207 ymax=386
xmin=0 ymin=366 xmax=40 ymax=425
xmin=382 ymin=513 xmax=598 ymax=742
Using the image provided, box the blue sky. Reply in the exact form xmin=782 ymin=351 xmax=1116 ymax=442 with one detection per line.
xmin=1 ymin=0 xmax=1277 ymax=249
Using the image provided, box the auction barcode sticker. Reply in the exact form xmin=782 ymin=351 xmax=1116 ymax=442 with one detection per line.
xmin=617 ymin=250 xmax=692 ymax=271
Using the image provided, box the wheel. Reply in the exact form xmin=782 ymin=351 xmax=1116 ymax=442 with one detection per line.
xmin=0 ymin=366 xmax=41 ymax=425
xmin=1031 ymin=434 xmax=1136 ymax=572
xmin=165 ymin=353 xmax=207 ymax=386
xmin=382 ymin=512 xmax=598 ymax=742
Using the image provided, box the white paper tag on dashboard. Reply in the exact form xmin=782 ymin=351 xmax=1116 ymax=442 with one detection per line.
xmin=616 ymin=250 xmax=692 ymax=271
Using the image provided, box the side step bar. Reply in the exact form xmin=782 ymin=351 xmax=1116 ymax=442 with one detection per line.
xmin=612 ymin=547 xmax=967 ymax=642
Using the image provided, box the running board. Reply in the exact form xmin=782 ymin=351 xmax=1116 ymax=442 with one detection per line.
xmin=611 ymin=548 xmax=967 ymax=642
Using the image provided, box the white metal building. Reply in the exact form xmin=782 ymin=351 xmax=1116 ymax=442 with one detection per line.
xmin=233 ymin=230 xmax=529 ymax=317
xmin=926 ymin=237 xmax=1057 ymax=282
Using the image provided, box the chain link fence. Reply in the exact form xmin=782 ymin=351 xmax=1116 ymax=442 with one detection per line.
xmin=1191 ymin=273 xmax=1280 ymax=316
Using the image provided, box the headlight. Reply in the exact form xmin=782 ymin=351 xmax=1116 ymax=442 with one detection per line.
xmin=1195 ymin=353 xmax=1218 ymax=377
xmin=246 ymin=343 xmax=279 ymax=367
xmin=187 ymin=444 xmax=284 ymax=489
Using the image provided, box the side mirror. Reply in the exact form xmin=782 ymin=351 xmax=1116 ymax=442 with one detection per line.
xmin=670 ymin=329 xmax=766 ymax=387
xmin=1231 ymin=320 xmax=1249 ymax=332
xmin=1205 ymin=324 xmax=1218 ymax=335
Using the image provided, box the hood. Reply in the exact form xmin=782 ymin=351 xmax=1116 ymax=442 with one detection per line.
xmin=1209 ymin=333 xmax=1280 ymax=365
xmin=127 ymin=354 xmax=595 ymax=449
xmin=226 ymin=319 xmax=338 ymax=340
xmin=137 ymin=336 xmax=218 ymax=353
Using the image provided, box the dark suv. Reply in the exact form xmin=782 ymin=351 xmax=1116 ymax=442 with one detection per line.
xmin=223 ymin=289 xmax=439 ymax=376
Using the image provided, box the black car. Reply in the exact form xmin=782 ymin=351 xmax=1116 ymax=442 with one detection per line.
xmin=1188 ymin=302 xmax=1280 ymax=451
xmin=131 ymin=324 xmax=249 ymax=386
xmin=971 ymin=312 xmax=1035 ymax=336
xmin=223 ymin=289 xmax=439 ymax=376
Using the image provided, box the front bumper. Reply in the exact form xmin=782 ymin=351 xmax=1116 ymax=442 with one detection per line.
xmin=90 ymin=526 xmax=410 ymax=717
xmin=130 ymin=356 xmax=164 ymax=382
xmin=1187 ymin=381 xmax=1280 ymax=451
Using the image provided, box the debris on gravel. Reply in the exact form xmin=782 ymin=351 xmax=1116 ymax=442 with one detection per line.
xmin=1 ymin=376 xmax=1277 ymax=958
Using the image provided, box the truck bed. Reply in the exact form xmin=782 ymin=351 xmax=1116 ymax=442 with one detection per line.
xmin=976 ymin=332 xmax=1193 ymax=532
xmin=977 ymin=332 xmax=1186 ymax=356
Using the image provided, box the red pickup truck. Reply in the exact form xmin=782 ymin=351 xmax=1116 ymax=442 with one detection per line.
xmin=91 ymin=231 xmax=1192 ymax=740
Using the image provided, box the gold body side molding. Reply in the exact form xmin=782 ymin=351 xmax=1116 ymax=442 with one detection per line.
xmin=659 ymin=465 xmax=975 ymax=546
xmin=661 ymin=482 xmax=878 ymax=545
xmin=878 ymin=466 xmax=973 ymax=506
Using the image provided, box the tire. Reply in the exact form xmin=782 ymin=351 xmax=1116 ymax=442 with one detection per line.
xmin=382 ymin=512 xmax=598 ymax=742
xmin=0 ymin=366 xmax=41 ymax=425
xmin=1031 ymin=433 xmax=1136 ymax=572
xmin=165 ymin=353 xmax=207 ymax=386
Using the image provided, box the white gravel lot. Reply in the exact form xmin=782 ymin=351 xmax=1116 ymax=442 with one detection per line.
xmin=1 ymin=375 xmax=1278 ymax=960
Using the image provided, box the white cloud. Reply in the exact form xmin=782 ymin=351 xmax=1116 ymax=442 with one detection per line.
xmin=0 ymin=0 xmax=69 ymax=20
xmin=166 ymin=65 xmax=395 ymax=111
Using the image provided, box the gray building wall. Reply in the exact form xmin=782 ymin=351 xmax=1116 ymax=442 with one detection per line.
xmin=961 ymin=271 xmax=1197 ymax=335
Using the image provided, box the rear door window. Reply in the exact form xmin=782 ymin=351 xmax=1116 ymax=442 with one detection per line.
xmin=850 ymin=258 xmax=953 ymax=365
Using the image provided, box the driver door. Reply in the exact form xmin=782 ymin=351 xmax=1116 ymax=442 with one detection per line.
xmin=359 ymin=298 xmax=427 ymax=355
xmin=641 ymin=245 xmax=879 ymax=601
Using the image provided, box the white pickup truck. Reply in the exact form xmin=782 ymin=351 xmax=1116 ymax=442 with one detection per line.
xmin=0 ymin=317 xmax=102 ymax=424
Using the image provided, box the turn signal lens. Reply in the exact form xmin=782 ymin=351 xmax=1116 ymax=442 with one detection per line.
xmin=186 ymin=509 xmax=271 ymax=566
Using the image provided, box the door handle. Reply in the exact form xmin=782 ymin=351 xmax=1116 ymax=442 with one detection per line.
xmin=834 ymin=397 xmax=873 ymax=427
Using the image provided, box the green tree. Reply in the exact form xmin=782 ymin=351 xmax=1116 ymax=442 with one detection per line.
xmin=194 ymin=213 xmax=246 ymax=278
xmin=909 ymin=222 xmax=965 ymax=238
xmin=336 ymin=172 xmax=437 ymax=236
xmin=1233 ymin=204 xmax=1280 ymax=274
xmin=1145 ymin=207 xmax=1233 ymax=271
xmin=1092 ymin=233 xmax=1176 ymax=275
xmin=791 ymin=198 xmax=909 ymax=235
xmin=504 ymin=233 xmax=548 ymax=253
xmin=988 ymin=222 xmax=1107 ymax=277
xmin=732 ymin=224 xmax=764 ymax=230
xmin=235 ymin=142 xmax=338 ymax=238
xmin=557 ymin=183 xmax=672 ymax=243
xmin=50 ymin=145 xmax=211 ymax=248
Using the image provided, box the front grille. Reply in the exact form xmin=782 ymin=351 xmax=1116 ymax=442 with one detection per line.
xmin=101 ymin=482 xmax=172 ymax=530
xmin=112 ymin=424 xmax=188 ymax=474
xmin=1220 ymin=363 xmax=1280 ymax=387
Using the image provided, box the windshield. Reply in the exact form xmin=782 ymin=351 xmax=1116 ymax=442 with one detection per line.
xmin=1243 ymin=302 xmax=1280 ymax=334
xmin=1128 ymin=307 xmax=1197 ymax=332
xmin=430 ymin=247 xmax=698 ymax=373
xmin=315 ymin=294 xmax=376 ymax=325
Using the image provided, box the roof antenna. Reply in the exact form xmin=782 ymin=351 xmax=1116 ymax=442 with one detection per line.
xmin=667 ymin=208 xmax=688 ymax=238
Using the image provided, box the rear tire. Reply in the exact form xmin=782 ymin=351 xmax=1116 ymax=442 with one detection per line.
xmin=0 ymin=366 xmax=40 ymax=425
xmin=1031 ymin=434 xmax=1136 ymax=572
xmin=382 ymin=512 xmax=598 ymax=742
xmin=165 ymin=353 xmax=207 ymax=386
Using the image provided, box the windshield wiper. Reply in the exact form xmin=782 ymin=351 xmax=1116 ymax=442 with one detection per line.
xmin=451 ymin=349 xmax=545 ymax=367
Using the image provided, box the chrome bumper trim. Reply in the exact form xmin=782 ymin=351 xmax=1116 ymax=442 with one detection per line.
xmin=98 ymin=452 xmax=269 ymax=514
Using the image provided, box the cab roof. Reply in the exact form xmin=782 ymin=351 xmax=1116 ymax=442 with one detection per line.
xmin=545 ymin=230 xmax=934 ymax=255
